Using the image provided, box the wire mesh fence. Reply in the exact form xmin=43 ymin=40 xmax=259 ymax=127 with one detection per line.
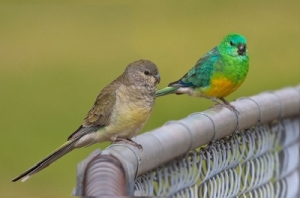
xmin=73 ymin=85 xmax=300 ymax=197
xmin=134 ymin=117 xmax=299 ymax=197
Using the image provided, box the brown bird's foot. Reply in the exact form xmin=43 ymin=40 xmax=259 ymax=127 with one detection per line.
xmin=113 ymin=138 xmax=143 ymax=150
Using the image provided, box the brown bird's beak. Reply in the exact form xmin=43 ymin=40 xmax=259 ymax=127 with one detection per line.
xmin=154 ymin=74 xmax=161 ymax=84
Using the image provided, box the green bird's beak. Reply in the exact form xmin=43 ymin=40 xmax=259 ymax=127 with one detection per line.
xmin=238 ymin=44 xmax=246 ymax=55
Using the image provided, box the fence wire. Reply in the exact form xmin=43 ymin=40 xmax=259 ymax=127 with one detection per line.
xmin=73 ymin=85 xmax=299 ymax=197
xmin=134 ymin=117 xmax=300 ymax=198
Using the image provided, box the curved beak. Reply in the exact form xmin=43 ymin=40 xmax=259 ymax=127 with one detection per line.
xmin=154 ymin=74 xmax=161 ymax=84
xmin=238 ymin=44 xmax=246 ymax=55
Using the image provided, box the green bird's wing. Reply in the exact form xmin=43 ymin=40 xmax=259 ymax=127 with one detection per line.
xmin=170 ymin=47 xmax=220 ymax=88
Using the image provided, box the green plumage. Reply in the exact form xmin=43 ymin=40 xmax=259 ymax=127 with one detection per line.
xmin=156 ymin=33 xmax=249 ymax=112
xmin=181 ymin=47 xmax=219 ymax=88
xmin=155 ymin=86 xmax=179 ymax=97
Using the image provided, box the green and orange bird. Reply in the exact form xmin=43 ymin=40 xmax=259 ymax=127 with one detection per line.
xmin=12 ymin=60 xmax=160 ymax=182
xmin=156 ymin=33 xmax=249 ymax=112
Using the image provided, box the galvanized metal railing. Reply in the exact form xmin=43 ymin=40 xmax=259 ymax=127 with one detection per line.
xmin=72 ymin=85 xmax=300 ymax=197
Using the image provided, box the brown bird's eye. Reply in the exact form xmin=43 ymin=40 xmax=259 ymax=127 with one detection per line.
xmin=144 ymin=71 xmax=150 ymax=75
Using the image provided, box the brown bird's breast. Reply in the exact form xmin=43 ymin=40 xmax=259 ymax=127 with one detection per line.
xmin=105 ymin=84 xmax=155 ymax=139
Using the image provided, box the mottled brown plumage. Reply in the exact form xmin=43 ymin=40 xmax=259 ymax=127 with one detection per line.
xmin=12 ymin=59 xmax=160 ymax=182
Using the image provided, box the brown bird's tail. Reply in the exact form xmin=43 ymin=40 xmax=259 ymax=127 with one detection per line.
xmin=11 ymin=138 xmax=80 ymax=182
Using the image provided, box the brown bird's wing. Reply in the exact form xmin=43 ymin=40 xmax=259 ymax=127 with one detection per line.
xmin=68 ymin=76 xmax=124 ymax=140
xmin=12 ymin=76 xmax=125 ymax=182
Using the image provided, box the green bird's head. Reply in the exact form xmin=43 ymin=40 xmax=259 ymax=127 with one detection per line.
xmin=218 ymin=33 xmax=248 ymax=57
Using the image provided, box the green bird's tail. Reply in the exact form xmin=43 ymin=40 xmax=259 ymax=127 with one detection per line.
xmin=11 ymin=137 xmax=81 ymax=182
xmin=156 ymin=86 xmax=179 ymax=97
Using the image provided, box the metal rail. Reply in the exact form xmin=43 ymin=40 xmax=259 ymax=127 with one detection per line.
xmin=73 ymin=85 xmax=300 ymax=196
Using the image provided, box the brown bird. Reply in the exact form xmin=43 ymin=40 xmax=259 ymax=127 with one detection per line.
xmin=12 ymin=59 xmax=160 ymax=182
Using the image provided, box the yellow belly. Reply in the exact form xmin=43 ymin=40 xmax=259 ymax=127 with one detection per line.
xmin=204 ymin=78 xmax=242 ymax=98
xmin=105 ymin=84 xmax=153 ymax=139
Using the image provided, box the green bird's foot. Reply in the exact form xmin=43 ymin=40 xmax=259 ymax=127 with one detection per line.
xmin=112 ymin=138 xmax=143 ymax=150
xmin=211 ymin=103 xmax=239 ymax=114
xmin=214 ymin=98 xmax=240 ymax=115
xmin=220 ymin=103 xmax=239 ymax=115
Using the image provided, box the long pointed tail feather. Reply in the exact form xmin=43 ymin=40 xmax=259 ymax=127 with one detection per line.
xmin=155 ymin=87 xmax=179 ymax=97
xmin=12 ymin=138 xmax=80 ymax=182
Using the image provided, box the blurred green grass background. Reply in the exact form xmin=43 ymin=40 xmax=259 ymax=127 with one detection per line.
xmin=1 ymin=0 xmax=299 ymax=197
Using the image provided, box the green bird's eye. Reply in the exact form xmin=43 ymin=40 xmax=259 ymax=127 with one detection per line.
xmin=229 ymin=41 xmax=234 ymax=46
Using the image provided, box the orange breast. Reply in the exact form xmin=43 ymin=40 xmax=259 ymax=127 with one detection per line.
xmin=204 ymin=78 xmax=242 ymax=98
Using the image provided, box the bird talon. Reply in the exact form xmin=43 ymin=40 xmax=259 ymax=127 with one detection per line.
xmin=226 ymin=104 xmax=240 ymax=115
xmin=113 ymin=138 xmax=143 ymax=150
xmin=211 ymin=103 xmax=222 ymax=108
xmin=211 ymin=103 xmax=239 ymax=114
xmin=11 ymin=59 xmax=158 ymax=182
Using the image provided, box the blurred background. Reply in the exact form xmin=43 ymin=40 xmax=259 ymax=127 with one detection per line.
xmin=1 ymin=0 xmax=299 ymax=197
